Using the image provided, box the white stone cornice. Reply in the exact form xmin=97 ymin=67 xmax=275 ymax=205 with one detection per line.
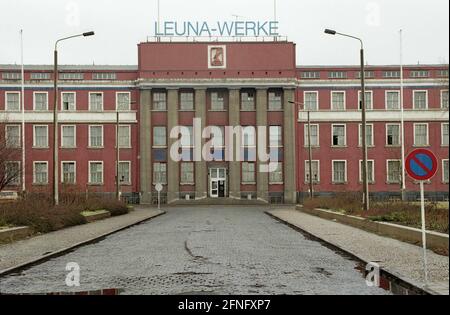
xmin=0 ymin=111 xmax=138 ymax=124
xmin=298 ymin=110 xmax=449 ymax=122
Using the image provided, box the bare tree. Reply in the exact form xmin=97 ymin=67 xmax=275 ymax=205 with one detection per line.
xmin=0 ymin=123 xmax=21 ymax=192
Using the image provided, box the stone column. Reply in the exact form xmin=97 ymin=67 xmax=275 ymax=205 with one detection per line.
xmin=195 ymin=88 xmax=207 ymax=200
xmin=228 ymin=89 xmax=241 ymax=200
xmin=256 ymin=88 xmax=269 ymax=203
xmin=167 ymin=89 xmax=179 ymax=203
xmin=283 ymin=88 xmax=297 ymax=204
xmin=139 ymin=89 xmax=152 ymax=204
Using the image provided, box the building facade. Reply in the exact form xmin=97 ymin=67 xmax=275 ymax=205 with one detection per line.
xmin=0 ymin=40 xmax=448 ymax=204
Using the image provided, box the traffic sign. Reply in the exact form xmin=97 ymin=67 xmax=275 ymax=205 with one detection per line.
xmin=155 ymin=183 xmax=163 ymax=192
xmin=405 ymin=149 xmax=438 ymax=181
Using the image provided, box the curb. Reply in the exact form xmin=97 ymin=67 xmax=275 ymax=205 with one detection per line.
xmin=0 ymin=211 xmax=165 ymax=278
xmin=265 ymin=211 xmax=437 ymax=296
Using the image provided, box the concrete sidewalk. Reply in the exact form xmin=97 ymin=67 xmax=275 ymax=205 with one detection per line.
xmin=0 ymin=207 xmax=164 ymax=275
xmin=267 ymin=209 xmax=449 ymax=295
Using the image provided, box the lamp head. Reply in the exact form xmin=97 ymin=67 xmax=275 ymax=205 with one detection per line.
xmin=324 ymin=29 xmax=337 ymax=35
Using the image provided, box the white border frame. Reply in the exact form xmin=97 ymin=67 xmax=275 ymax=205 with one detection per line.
xmin=33 ymin=91 xmax=49 ymax=111
xmin=5 ymin=161 xmax=21 ymax=186
xmin=117 ymin=125 xmax=132 ymax=148
xmin=88 ymin=161 xmax=104 ymax=185
xmin=359 ymin=159 xmax=375 ymax=183
xmin=358 ymin=90 xmax=373 ymax=110
xmin=116 ymin=91 xmax=131 ymax=111
xmin=61 ymin=91 xmax=77 ymax=111
xmin=153 ymin=162 xmax=168 ymax=185
xmin=442 ymin=122 xmax=449 ymax=147
xmin=331 ymin=91 xmax=346 ymax=110
xmin=413 ymin=123 xmax=429 ymax=147
xmin=180 ymin=161 xmax=195 ymax=185
xmin=331 ymin=123 xmax=347 ymax=147
xmin=5 ymin=124 xmax=21 ymax=148
xmin=413 ymin=90 xmax=429 ymax=110
xmin=61 ymin=125 xmax=77 ymax=148
xmin=61 ymin=161 xmax=77 ymax=184
xmin=208 ymin=45 xmax=227 ymax=69
xmin=268 ymin=162 xmax=284 ymax=185
xmin=385 ymin=90 xmax=401 ymax=110
xmin=441 ymin=89 xmax=449 ymax=109
xmin=88 ymin=125 xmax=104 ymax=148
xmin=33 ymin=161 xmax=48 ymax=185
xmin=304 ymin=160 xmax=320 ymax=183
xmin=304 ymin=124 xmax=320 ymax=147
xmin=5 ymin=91 xmax=21 ymax=111
xmin=303 ymin=91 xmax=319 ymax=111
xmin=358 ymin=123 xmax=374 ymax=147
xmin=386 ymin=123 xmax=401 ymax=146
xmin=118 ymin=160 xmax=132 ymax=185
xmin=33 ymin=125 xmax=49 ymax=148
xmin=443 ymin=159 xmax=449 ymax=184
xmin=88 ymin=91 xmax=104 ymax=112
xmin=386 ymin=159 xmax=402 ymax=184
xmin=332 ymin=160 xmax=347 ymax=184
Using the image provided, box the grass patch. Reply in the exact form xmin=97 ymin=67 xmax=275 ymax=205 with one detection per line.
xmin=81 ymin=210 xmax=109 ymax=217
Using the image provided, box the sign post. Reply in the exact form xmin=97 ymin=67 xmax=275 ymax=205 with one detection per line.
xmin=405 ymin=149 xmax=438 ymax=285
xmin=155 ymin=183 xmax=163 ymax=210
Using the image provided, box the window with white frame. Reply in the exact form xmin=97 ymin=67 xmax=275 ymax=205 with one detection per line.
xmin=410 ymin=70 xmax=429 ymax=78
xmin=331 ymin=91 xmax=345 ymax=110
xmin=153 ymin=162 xmax=167 ymax=184
xmin=153 ymin=127 xmax=167 ymax=147
xmin=269 ymin=126 xmax=282 ymax=147
xmin=89 ymin=126 xmax=103 ymax=148
xmin=329 ymin=71 xmax=347 ymax=79
xmin=438 ymin=70 xmax=449 ymax=78
xmin=5 ymin=162 xmax=20 ymax=186
xmin=5 ymin=92 xmax=20 ymax=111
xmin=180 ymin=162 xmax=194 ymax=184
xmin=61 ymin=125 xmax=76 ymax=148
xmin=89 ymin=93 xmax=103 ymax=111
xmin=180 ymin=126 xmax=193 ymax=148
xmin=301 ymin=71 xmax=320 ymax=79
xmin=356 ymin=71 xmax=374 ymax=79
xmin=413 ymin=91 xmax=428 ymax=109
xmin=33 ymin=92 xmax=48 ymax=111
xmin=2 ymin=72 xmax=21 ymax=80
xmin=332 ymin=124 xmax=346 ymax=147
xmin=153 ymin=92 xmax=167 ymax=111
xmin=441 ymin=90 xmax=449 ymax=109
xmin=242 ymin=162 xmax=256 ymax=184
xmin=180 ymin=91 xmax=195 ymax=111
xmin=442 ymin=123 xmax=449 ymax=146
xmin=89 ymin=162 xmax=103 ymax=184
xmin=304 ymin=124 xmax=319 ymax=147
xmin=359 ymin=160 xmax=375 ymax=183
xmin=31 ymin=73 xmax=50 ymax=80
xmin=414 ymin=124 xmax=429 ymax=146
xmin=386 ymin=91 xmax=400 ymax=110
xmin=5 ymin=125 xmax=21 ymax=148
xmin=305 ymin=160 xmax=320 ymax=183
xmin=59 ymin=73 xmax=84 ymax=80
xmin=358 ymin=91 xmax=373 ymax=110
xmin=211 ymin=91 xmax=225 ymax=111
xmin=241 ymin=90 xmax=255 ymax=111
xmin=443 ymin=160 xmax=449 ymax=184
xmin=118 ymin=161 xmax=131 ymax=184
xmin=383 ymin=71 xmax=400 ymax=78
xmin=116 ymin=92 xmax=131 ymax=111
xmin=268 ymin=90 xmax=283 ymax=111
xmin=304 ymin=92 xmax=318 ymax=111
xmin=61 ymin=92 xmax=76 ymax=111
xmin=118 ymin=125 xmax=131 ymax=148
xmin=93 ymin=73 xmax=116 ymax=80
xmin=33 ymin=125 xmax=48 ymax=148
xmin=269 ymin=162 xmax=283 ymax=184
xmin=33 ymin=162 xmax=48 ymax=184
xmin=387 ymin=160 xmax=401 ymax=183
xmin=242 ymin=126 xmax=256 ymax=148
xmin=210 ymin=126 xmax=225 ymax=148
xmin=359 ymin=124 xmax=374 ymax=147
xmin=62 ymin=162 xmax=76 ymax=184
xmin=332 ymin=161 xmax=347 ymax=184
xmin=386 ymin=124 xmax=401 ymax=146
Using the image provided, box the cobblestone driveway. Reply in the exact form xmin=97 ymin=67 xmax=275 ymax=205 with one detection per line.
xmin=0 ymin=206 xmax=387 ymax=295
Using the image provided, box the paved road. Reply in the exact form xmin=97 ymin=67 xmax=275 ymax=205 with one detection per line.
xmin=0 ymin=206 xmax=387 ymax=295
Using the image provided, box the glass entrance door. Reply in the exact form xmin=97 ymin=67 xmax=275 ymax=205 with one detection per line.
xmin=209 ymin=168 xmax=227 ymax=198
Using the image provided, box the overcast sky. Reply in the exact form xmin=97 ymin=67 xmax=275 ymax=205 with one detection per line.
xmin=0 ymin=0 xmax=448 ymax=66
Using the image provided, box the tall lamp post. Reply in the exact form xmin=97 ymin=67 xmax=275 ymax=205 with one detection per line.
xmin=324 ymin=28 xmax=369 ymax=211
xmin=53 ymin=31 xmax=94 ymax=206
xmin=289 ymin=101 xmax=314 ymax=199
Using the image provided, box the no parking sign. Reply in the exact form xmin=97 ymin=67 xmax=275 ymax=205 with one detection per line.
xmin=405 ymin=149 xmax=438 ymax=181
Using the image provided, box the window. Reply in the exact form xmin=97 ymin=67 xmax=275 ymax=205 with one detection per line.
xmin=443 ymin=160 xmax=449 ymax=184
xmin=268 ymin=91 xmax=283 ymax=111
xmin=332 ymin=124 xmax=346 ymax=147
xmin=383 ymin=71 xmax=400 ymax=78
xmin=116 ymin=92 xmax=131 ymax=111
xmin=442 ymin=123 xmax=449 ymax=146
xmin=304 ymin=92 xmax=318 ymax=111
xmin=387 ymin=160 xmax=401 ymax=183
xmin=118 ymin=125 xmax=131 ymax=148
xmin=329 ymin=71 xmax=347 ymax=79
xmin=180 ymin=162 xmax=194 ymax=184
xmin=304 ymin=124 xmax=319 ymax=147
xmin=441 ymin=90 xmax=449 ymax=109
xmin=89 ymin=162 xmax=103 ymax=184
xmin=438 ymin=70 xmax=449 ymax=78
xmin=269 ymin=162 xmax=283 ymax=184
xmin=59 ymin=73 xmax=84 ymax=80
xmin=211 ymin=91 xmax=225 ymax=111
xmin=305 ymin=160 xmax=320 ymax=183
xmin=93 ymin=73 xmax=116 ymax=80
xmin=61 ymin=92 xmax=76 ymax=111
xmin=410 ymin=70 xmax=429 ymax=78
xmin=33 ymin=92 xmax=48 ymax=111
xmin=386 ymin=124 xmax=401 ymax=146
xmin=413 ymin=91 xmax=428 ymax=109
xmin=33 ymin=162 xmax=48 ymax=184
xmin=153 ymin=92 xmax=167 ymax=111
xmin=89 ymin=126 xmax=103 ymax=148
xmin=33 ymin=125 xmax=48 ymax=148
xmin=30 ymin=73 xmax=50 ymax=80
xmin=61 ymin=125 xmax=76 ymax=148
xmin=359 ymin=160 xmax=375 ymax=183
xmin=359 ymin=124 xmax=374 ymax=147
xmin=118 ymin=161 xmax=131 ymax=184
xmin=331 ymin=91 xmax=345 ymax=110
xmin=153 ymin=162 xmax=167 ymax=184
xmin=356 ymin=71 xmax=374 ymax=79
xmin=5 ymin=92 xmax=20 ymax=111
xmin=5 ymin=125 xmax=21 ymax=148
xmin=386 ymin=91 xmax=400 ymax=110
xmin=180 ymin=91 xmax=194 ymax=111
xmin=153 ymin=127 xmax=167 ymax=147
xmin=241 ymin=90 xmax=255 ymax=111
xmin=242 ymin=162 xmax=256 ymax=184
xmin=269 ymin=126 xmax=282 ymax=147
xmin=242 ymin=126 xmax=256 ymax=148
xmin=358 ymin=91 xmax=373 ymax=110
xmin=301 ymin=71 xmax=320 ymax=79
xmin=332 ymin=161 xmax=347 ymax=184
xmin=5 ymin=162 xmax=20 ymax=186
xmin=2 ymin=72 xmax=21 ymax=80
xmin=62 ymin=162 xmax=76 ymax=184
xmin=414 ymin=124 xmax=429 ymax=146
xmin=180 ymin=126 xmax=193 ymax=148
xmin=211 ymin=126 xmax=225 ymax=148
xmin=89 ymin=93 xmax=103 ymax=111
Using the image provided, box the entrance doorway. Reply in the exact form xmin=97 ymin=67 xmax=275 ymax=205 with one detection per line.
xmin=209 ymin=168 xmax=227 ymax=198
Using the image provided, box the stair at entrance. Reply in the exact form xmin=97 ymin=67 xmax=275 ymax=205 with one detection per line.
xmin=169 ymin=198 xmax=268 ymax=206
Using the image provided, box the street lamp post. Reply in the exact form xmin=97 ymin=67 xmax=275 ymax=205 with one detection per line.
xmin=324 ymin=29 xmax=370 ymax=211
xmin=53 ymin=31 xmax=94 ymax=206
